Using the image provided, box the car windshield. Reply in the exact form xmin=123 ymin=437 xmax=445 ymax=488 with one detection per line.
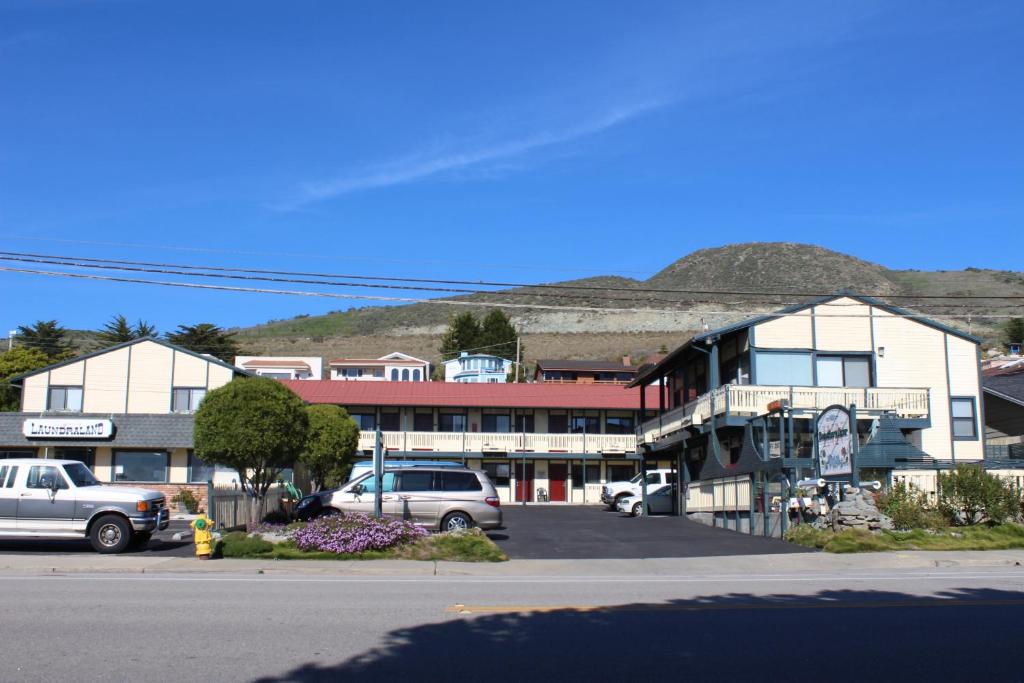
xmin=63 ymin=462 xmax=100 ymax=487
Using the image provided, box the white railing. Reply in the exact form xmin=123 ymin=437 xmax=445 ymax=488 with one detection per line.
xmin=639 ymin=385 xmax=930 ymax=443
xmin=357 ymin=430 xmax=637 ymax=455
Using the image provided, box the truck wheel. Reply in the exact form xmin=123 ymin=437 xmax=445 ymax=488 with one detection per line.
xmin=90 ymin=515 xmax=132 ymax=554
xmin=611 ymin=494 xmax=628 ymax=511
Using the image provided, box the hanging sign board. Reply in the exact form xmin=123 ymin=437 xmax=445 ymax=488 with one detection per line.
xmin=816 ymin=406 xmax=853 ymax=477
xmin=23 ymin=418 xmax=114 ymax=439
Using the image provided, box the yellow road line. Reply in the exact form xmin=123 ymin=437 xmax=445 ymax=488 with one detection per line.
xmin=446 ymin=598 xmax=1024 ymax=615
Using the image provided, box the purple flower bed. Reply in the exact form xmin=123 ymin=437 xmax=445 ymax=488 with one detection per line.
xmin=291 ymin=513 xmax=428 ymax=554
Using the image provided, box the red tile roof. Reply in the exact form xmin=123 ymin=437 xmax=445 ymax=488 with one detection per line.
xmin=281 ymin=380 xmax=659 ymax=410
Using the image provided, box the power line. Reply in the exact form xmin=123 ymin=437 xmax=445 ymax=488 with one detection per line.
xmin=1 ymin=249 xmax=1022 ymax=309
xmin=2 ymin=265 xmax=1021 ymax=319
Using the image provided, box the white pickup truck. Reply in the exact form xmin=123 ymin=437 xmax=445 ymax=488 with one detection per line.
xmin=601 ymin=469 xmax=676 ymax=510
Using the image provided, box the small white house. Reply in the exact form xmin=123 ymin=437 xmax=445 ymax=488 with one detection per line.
xmin=234 ymin=356 xmax=322 ymax=380
xmin=443 ymin=352 xmax=513 ymax=383
xmin=329 ymin=352 xmax=430 ymax=382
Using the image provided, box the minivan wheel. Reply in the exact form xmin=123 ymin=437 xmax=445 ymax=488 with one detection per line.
xmin=90 ymin=515 xmax=132 ymax=554
xmin=442 ymin=512 xmax=473 ymax=532
xmin=632 ymin=502 xmax=644 ymax=517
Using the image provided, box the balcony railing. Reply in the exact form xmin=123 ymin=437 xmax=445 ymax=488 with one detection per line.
xmin=357 ymin=430 xmax=638 ymax=455
xmin=639 ymin=384 xmax=931 ymax=444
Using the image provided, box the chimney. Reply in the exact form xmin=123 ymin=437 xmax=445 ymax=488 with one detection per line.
xmin=622 ymin=355 xmax=631 ymax=366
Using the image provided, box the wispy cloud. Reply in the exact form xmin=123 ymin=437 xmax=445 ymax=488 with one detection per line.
xmin=290 ymin=98 xmax=669 ymax=207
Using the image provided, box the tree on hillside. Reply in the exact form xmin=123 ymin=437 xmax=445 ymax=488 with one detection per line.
xmin=167 ymin=323 xmax=242 ymax=362
xmin=16 ymin=320 xmax=73 ymax=359
xmin=439 ymin=312 xmax=482 ymax=361
xmin=300 ymin=405 xmax=360 ymax=492
xmin=96 ymin=314 xmax=158 ymax=345
xmin=478 ymin=309 xmax=520 ymax=361
xmin=194 ymin=377 xmax=309 ymax=526
xmin=0 ymin=347 xmax=52 ymax=411
xmin=1003 ymin=317 xmax=1024 ymax=349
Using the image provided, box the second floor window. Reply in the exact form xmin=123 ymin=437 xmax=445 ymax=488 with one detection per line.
xmin=605 ymin=416 xmax=635 ymax=434
xmin=172 ymin=387 xmax=206 ymax=413
xmin=48 ymin=386 xmax=83 ymax=412
xmin=482 ymin=414 xmax=511 ymax=433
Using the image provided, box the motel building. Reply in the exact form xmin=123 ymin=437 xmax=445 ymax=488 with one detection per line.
xmin=0 ymin=338 xmax=251 ymax=509
xmin=281 ymin=380 xmax=659 ymax=503
xmin=633 ymin=293 xmax=1024 ymax=532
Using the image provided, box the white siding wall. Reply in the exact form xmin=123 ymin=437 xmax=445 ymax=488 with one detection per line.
xmin=83 ymin=347 xmax=130 ymax=413
xmin=813 ymin=298 xmax=873 ymax=351
xmin=21 ymin=374 xmax=48 ymax=412
xmin=753 ymin=309 xmax=813 ymax=348
xmin=127 ymin=341 xmax=174 ymax=413
xmin=172 ymin=350 xmax=208 ymax=387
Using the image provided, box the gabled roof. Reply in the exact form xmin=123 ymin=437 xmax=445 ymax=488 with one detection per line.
xmin=241 ymin=359 xmax=312 ymax=370
xmin=535 ymin=359 xmax=638 ymax=373
xmin=857 ymin=414 xmax=934 ymax=465
xmin=7 ymin=337 xmax=252 ymax=385
xmin=984 ymin=368 xmax=1024 ymax=407
xmin=632 ymin=292 xmax=980 ymax=386
xmin=281 ymin=379 xmax=659 ymax=410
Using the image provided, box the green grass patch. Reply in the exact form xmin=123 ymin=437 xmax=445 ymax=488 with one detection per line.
xmin=785 ymin=523 xmax=1024 ymax=553
xmin=214 ymin=528 xmax=507 ymax=562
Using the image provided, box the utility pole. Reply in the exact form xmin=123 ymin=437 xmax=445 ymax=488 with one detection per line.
xmin=515 ymin=333 xmax=521 ymax=383
xmin=7 ymin=330 xmax=14 ymax=351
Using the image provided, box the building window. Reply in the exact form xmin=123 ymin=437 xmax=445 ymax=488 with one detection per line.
xmin=412 ymin=369 xmax=421 ymax=381
xmin=390 ymin=369 xmax=399 ymax=381
xmin=188 ymin=450 xmax=216 ymax=483
xmin=815 ymin=355 xmax=871 ymax=388
xmin=571 ymin=463 xmax=601 ymax=487
xmin=413 ymin=413 xmax=434 ymax=431
xmin=438 ymin=412 xmax=467 ymax=432
xmin=607 ymin=464 xmax=638 ymax=482
xmin=514 ymin=413 xmax=535 ymax=433
xmin=373 ymin=368 xmax=384 ymax=378
xmin=951 ymin=398 xmax=978 ymax=440
xmin=548 ymin=413 xmax=569 ymax=433
xmin=756 ymin=352 xmax=813 ymax=386
xmin=482 ymin=414 xmax=511 ymax=433
xmin=55 ymin=448 xmax=95 ymax=470
xmin=350 ymin=413 xmax=377 ymax=431
xmin=113 ymin=450 xmax=169 ymax=483
xmin=570 ymin=415 xmax=599 ymax=434
xmin=172 ymin=387 xmax=207 ymax=413
xmin=259 ymin=372 xmax=292 ymax=380
xmin=605 ymin=416 xmax=635 ymax=434
xmin=481 ymin=462 xmax=510 ymax=486
xmin=379 ymin=411 xmax=400 ymax=431
xmin=47 ymin=386 xmax=83 ymax=412
xmin=401 ymin=369 xmax=410 ymax=381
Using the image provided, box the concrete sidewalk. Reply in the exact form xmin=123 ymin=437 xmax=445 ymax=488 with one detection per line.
xmin=0 ymin=549 xmax=1021 ymax=577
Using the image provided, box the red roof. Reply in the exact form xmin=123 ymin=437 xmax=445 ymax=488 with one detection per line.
xmin=281 ymin=380 xmax=659 ymax=410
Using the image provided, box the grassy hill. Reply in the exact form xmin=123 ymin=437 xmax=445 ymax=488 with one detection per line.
xmin=234 ymin=242 xmax=1023 ymax=363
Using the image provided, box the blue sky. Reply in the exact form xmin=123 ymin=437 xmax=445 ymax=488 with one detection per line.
xmin=0 ymin=1 xmax=1021 ymax=332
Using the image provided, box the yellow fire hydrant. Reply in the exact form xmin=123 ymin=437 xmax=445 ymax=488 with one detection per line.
xmin=191 ymin=514 xmax=215 ymax=560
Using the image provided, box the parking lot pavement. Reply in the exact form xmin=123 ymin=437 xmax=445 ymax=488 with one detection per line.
xmin=0 ymin=520 xmax=195 ymax=557
xmin=487 ymin=505 xmax=812 ymax=559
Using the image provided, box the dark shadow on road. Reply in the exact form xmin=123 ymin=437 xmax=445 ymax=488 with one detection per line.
xmin=251 ymin=586 xmax=1024 ymax=682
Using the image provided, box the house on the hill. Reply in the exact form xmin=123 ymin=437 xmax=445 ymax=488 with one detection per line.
xmin=329 ymin=352 xmax=430 ymax=382
xmin=442 ymin=353 xmax=512 ymax=383
xmin=235 ymin=355 xmax=322 ymax=380
xmin=534 ymin=358 xmax=637 ymax=385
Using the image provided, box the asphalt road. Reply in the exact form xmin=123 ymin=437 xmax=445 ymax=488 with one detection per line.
xmin=0 ymin=520 xmax=195 ymax=556
xmin=489 ymin=505 xmax=809 ymax=558
xmin=0 ymin=566 xmax=1021 ymax=682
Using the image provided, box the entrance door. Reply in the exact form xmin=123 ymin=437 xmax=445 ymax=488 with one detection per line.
xmin=514 ymin=463 xmax=534 ymax=502
xmin=548 ymin=463 xmax=567 ymax=502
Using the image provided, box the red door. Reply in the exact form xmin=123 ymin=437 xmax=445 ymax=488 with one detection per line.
xmin=548 ymin=463 xmax=567 ymax=502
xmin=514 ymin=463 xmax=535 ymax=502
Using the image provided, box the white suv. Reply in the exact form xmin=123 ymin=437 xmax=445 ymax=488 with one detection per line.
xmin=601 ymin=469 xmax=676 ymax=510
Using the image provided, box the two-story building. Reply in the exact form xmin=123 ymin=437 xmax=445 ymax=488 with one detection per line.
xmin=534 ymin=358 xmax=638 ymax=385
xmin=442 ymin=353 xmax=512 ymax=383
xmin=235 ymin=356 xmax=323 ymax=380
xmin=282 ymin=379 xmax=659 ymax=503
xmin=0 ymin=337 xmax=251 ymax=508
xmin=632 ymin=293 xmax=1011 ymax=528
xmin=329 ymin=352 xmax=430 ymax=382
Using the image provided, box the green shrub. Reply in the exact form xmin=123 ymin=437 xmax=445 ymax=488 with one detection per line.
xmin=938 ymin=466 xmax=1023 ymax=526
xmin=171 ymin=488 xmax=200 ymax=514
xmin=216 ymin=531 xmax=274 ymax=558
xmin=878 ymin=483 xmax=946 ymax=531
xmin=783 ymin=524 xmax=832 ymax=549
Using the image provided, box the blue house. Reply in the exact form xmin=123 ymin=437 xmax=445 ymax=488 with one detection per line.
xmin=442 ymin=352 xmax=513 ymax=383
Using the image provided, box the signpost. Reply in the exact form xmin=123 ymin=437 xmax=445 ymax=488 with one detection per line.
xmin=816 ymin=405 xmax=853 ymax=478
xmin=372 ymin=426 xmax=383 ymax=519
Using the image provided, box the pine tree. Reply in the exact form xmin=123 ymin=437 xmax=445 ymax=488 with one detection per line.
xmin=167 ymin=323 xmax=242 ymax=362
xmin=478 ymin=309 xmax=519 ymax=361
xmin=96 ymin=315 xmax=158 ymax=345
xmin=1003 ymin=317 xmax=1024 ymax=350
xmin=16 ymin=320 xmax=73 ymax=359
xmin=439 ymin=313 xmax=482 ymax=361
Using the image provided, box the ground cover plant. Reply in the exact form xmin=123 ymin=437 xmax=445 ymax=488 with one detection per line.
xmin=215 ymin=513 xmax=507 ymax=562
xmin=785 ymin=523 xmax=1024 ymax=553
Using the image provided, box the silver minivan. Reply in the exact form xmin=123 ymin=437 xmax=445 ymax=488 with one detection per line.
xmin=319 ymin=467 xmax=502 ymax=532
